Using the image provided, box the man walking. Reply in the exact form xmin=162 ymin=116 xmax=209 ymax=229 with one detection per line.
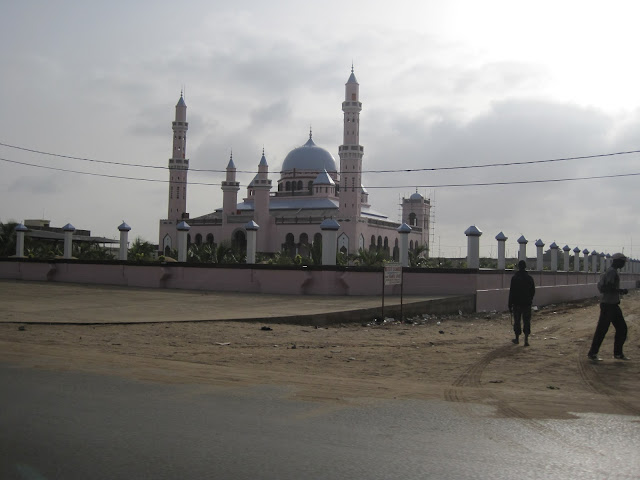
xmin=587 ymin=253 xmax=630 ymax=361
xmin=508 ymin=260 xmax=536 ymax=346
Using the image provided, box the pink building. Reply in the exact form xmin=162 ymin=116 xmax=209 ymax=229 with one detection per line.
xmin=159 ymin=68 xmax=431 ymax=260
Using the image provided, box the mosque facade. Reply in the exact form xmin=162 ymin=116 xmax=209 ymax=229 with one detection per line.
xmin=158 ymin=68 xmax=431 ymax=260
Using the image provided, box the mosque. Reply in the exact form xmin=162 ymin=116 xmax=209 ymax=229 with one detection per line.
xmin=158 ymin=68 xmax=431 ymax=260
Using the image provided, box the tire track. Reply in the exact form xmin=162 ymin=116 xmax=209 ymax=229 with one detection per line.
xmin=576 ymin=348 xmax=640 ymax=416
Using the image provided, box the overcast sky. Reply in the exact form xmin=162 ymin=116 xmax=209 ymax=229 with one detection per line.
xmin=1 ymin=0 xmax=639 ymax=258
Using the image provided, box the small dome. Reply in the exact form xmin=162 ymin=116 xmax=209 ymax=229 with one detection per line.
xmin=313 ymin=169 xmax=335 ymax=186
xmin=409 ymin=192 xmax=423 ymax=201
xmin=282 ymin=135 xmax=337 ymax=172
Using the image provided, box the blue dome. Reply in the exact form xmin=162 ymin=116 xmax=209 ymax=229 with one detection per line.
xmin=282 ymin=136 xmax=337 ymax=172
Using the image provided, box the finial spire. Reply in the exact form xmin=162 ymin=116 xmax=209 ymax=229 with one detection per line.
xmin=351 ymin=61 xmax=354 ymax=73
xmin=309 ymin=125 xmax=312 ymax=139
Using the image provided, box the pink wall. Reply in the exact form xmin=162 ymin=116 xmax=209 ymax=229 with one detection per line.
xmin=1 ymin=260 xmax=637 ymax=312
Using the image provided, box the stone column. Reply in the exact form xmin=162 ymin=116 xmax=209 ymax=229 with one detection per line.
xmin=535 ymin=239 xmax=545 ymax=271
xmin=563 ymin=245 xmax=571 ymax=271
xmin=573 ymin=247 xmax=581 ymax=272
xmin=245 ymin=220 xmax=259 ymax=264
xmin=14 ymin=223 xmax=28 ymax=257
xmin=599 ymin=253 xmax=606 ymax=273
xmin=582 ymin=249 xmax=589 ymax=273
xmin=397 ymin=223 xmax=412 ymax=267
xmin=549 ymin=242 xmax=559 ymax=272
xmin=590 ymin=250 xmax=598 ymax=273
xmin=118 ymin=222 xmax=131 ymax=261
xmin=320 ymin=219 xmax=340 ymax=266
xmin=464 ymin=225 xmax=482 ymax=269
xmin=176 ymin=221 xmax=190 ymax=263
xmin=496 ymin=232 xmax=507 ymax=270
xmin=62 ymin=223 xmax=75 ymax=259
xmin=517 ymin=235 xmax=528 ymax=263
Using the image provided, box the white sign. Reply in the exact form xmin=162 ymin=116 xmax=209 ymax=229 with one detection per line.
xmin=384 ymin=264 xmax=402 ymax=286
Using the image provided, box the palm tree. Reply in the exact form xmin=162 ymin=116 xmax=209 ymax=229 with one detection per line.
xmin=352 ymin=248 xmax=389 ymax=267
xmin=409 ymin=244 xmax=429 ymax=267
xmin=0 ymin=221 xmax=18 ymax=257
xmin=128 ymin=237 xmax=156 ymax=261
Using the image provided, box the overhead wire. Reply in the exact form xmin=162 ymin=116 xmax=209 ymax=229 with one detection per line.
xmin=1 ymin=140 xmax=640 ymax=175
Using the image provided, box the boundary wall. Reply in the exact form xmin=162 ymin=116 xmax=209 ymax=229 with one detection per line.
xmin=1 ymin=259 xmax=637 ymax=312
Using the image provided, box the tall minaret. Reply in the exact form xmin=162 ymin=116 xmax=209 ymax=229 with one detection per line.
xmin=167 ymin=93 xmax=189 ymax=221
xmin=338 ymin=66 xmax=363 ymax=221
xmin=222 ymin=151 xmax=240 ymax=222
xmin=252 ymin=149 xmax=273 ymax=251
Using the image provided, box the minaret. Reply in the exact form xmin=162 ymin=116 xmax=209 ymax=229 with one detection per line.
xmin=222 ymin=151 xmax=240 ymax=222
xmin=167 ymin=93 xmax=189 ymax=221
xmin=252 ymin=149 xmax=272 ymax=251
xmin=339 ymin=66 xmax=363 ymax=221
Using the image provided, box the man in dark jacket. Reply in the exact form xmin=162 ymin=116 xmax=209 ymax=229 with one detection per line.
xmin=508 ymin=260 xmax=536 ymax=346
xmin=587 ymin=253 xmax=630 ymax=361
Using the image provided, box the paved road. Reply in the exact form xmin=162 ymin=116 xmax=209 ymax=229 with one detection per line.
xmin=1 ymin=364 xmax=639 ymax=480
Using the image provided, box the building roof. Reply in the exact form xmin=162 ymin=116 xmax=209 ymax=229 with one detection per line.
xmin=313 ymin=169 xmax=335 ymax=185
xmin=281 ymin=134 xmax=337 ymax=173
xmin=26 ymin=230 xmax=119 ymax=244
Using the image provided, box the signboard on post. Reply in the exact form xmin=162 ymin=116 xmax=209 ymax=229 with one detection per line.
xmin=384 ymin=264 xmax=402 ymax=286
xmin=381 ymin=263 xmax=403 ymax=322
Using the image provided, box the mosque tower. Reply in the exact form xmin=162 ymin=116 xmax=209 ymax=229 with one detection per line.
xmin=167 ymin=93 xmax=189 ymax=221
xmin=221 ymin=152 xmax=240 ymax=222
xmin=251 ymin=149 xmax=273 ymax=250
xmin=338 ymin=67 xmax=363 ymax=220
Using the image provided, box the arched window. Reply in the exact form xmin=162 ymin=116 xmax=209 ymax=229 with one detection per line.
xmin=206 ymin=234 xmax=214 ymax=244
xmin=285 ymin=233 xmax=295 ymax=245
xmin=165 ymin=245 xmax=171 ymax=256
xmin=308 ymin=181 xmax=313 ymax=194
xmin=232 ymin=230 xmax=247 ymax=251
xmin=286 ymin=181 xmax=291 ymax=191
xmin=187 ymin=234 xmax=191 ymax=245
xmin=297 ymin=180 xmax=303 ymax=190
xmin=377 ymin=236 xmax=382 ymax=250
xmin=300 ymin=233 xmax=309 ymax=245
xmin=409 ymin=213 xmax=417 ymax=226
xmin=409 ymin=240 xmax=414 ymax=251
xmin=314 ymin=233 xmax=322 ymax=245
xmin=195 ymin=234 xmax=202 ymax=245
xmin=393 ymin=246 xmax=399 ymax=262
xmin=369 ymin=235 xmax=376 ymax=251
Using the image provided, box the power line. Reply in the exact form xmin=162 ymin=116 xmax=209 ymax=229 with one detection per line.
xmin=2 ymin=140 xmax=639 ymax=175
xmin=3 ymin=156 xmax=640 ymax=189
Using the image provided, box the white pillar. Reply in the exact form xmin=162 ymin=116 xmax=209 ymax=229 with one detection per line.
xmin=563 ymin=245 xmax=571 ymax=271
xmin=535 ymin=239 xmax=545 ymax=271
xmin=573 ymin=247 xmax=581 ymax=272
xmin=176 ymin=221 xmax=190 ymax=263
xmin=118 ymin=222 xmax=131 ymax=261
xmin=517 ymin=235 xmax=528 ymax=263
xmin=397 ymin=223 xmax=411 ymax=267
xmin=582 ymin=249 xmax=589 ymax=273
xmin=15 ymin=224 xmax=28 ymax=257
xmin=320 ymin=219 xmax=340 ymax=266
xmin=245 ymin=220 xmax=259 ymax=264
xmin=549 ymin=242 xmax=559 ymax=272
xmin=496 ymin=232 xmax=507 ymax=270
xmin=599 ymin=253 xmax=606 ymax=273
xmin=590 ymin=250 xmax=598 ymax=273
xmin=464 ymin=225 xmax=482 ymax=269
xmin=62 ymin=223 xmax=75 ymax=259
xmin=605 ymin=253 xmax=611 ymax=270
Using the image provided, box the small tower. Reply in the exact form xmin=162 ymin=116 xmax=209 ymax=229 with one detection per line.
xmin=338 ymin=66 xmax=364 ymax=221
xmin=167 ymin=92 xmax=189 ymax=222
xmin=402 ymin=190 xmax=431 ymax=252
xmin=222 ymin=152 xmax=240 ymax=222
xmin=251 ymin=149 xmax=273 ymax=251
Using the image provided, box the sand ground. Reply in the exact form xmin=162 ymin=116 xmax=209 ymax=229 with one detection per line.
xmin=1 ymin=282 xmax=638 ymax=420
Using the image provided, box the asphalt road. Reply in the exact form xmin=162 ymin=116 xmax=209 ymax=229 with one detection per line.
xmin=1 ymin=364 xmax=639 ymax=480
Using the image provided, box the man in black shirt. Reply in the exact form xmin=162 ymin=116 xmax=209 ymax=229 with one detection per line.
xmin=508 ymin=260 xmax=536 ymax=346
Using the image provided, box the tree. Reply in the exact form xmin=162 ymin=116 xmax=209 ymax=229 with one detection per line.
xmin=351 ymin=248 xmax=389 ymax=267
xmin=0 ymin=221 xmax=18 ymax=257
xmin=409 ymin=244 xmax=429 ymax=267
xmin=128 ymin=237 xmax=156 ymax=261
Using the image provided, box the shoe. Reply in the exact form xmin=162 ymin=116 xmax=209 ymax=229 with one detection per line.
xmin=587 ymin=354 xmax=603 ymax=361
xmin=614 ymin=354 xmax=631 ymax=360
xmin=512 ymin=338 xmax=519 ymax=345
xmin=524 ymin=340 xmax=530 ymax=347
